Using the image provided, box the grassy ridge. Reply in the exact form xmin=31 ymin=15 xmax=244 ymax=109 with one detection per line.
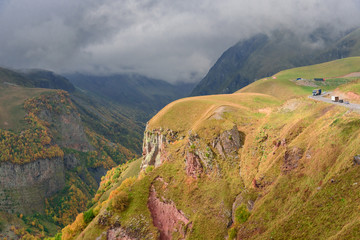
xmin=0 ymin=85 xmax=51 ymax=130
xmin=238 ymin=57 xmax=360 ymax=100
xmin=149 ymin=93 xmax=281 ymax=132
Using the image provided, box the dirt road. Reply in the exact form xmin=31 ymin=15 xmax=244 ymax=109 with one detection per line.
xmin=309 ymin=92 xmax=360 ymax=111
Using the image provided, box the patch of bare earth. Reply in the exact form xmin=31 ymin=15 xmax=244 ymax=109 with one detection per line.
xmin=258 ymin=107 xmax=272 ymax=115
xmin=148 ymin=178 xmax=191 ymax=240
xmin=331 ymin=90 xmax=360 ymax=103
xmin=339 ymin=72 xmax=360 ymax=78
xmin=209 ymin=106 xmax=230 ymax=120
xmin=346 ymin=91 xmax=360 ymax=102
xmin=283 ymin=147 xmax=304 ymax=173
xmin=292 ymin=79 xmax=318 ymax=87
xmin=279 ymin=99 xmax=302 ymax=112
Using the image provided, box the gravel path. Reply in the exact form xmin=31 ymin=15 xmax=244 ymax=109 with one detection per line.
xmin=308 ymin=92 xmax=360 ymax=111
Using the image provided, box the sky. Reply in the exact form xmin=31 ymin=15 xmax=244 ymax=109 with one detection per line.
xmin=0 ymin=0 xmax=359 ymax=83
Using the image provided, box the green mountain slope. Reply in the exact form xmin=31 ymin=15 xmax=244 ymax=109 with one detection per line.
xmin=67 ymin=74 xmax=196 ymax=122
xmin=0 ymin=67 xmax=75 ymax=92
xmin=65 ymin=57 xmax=360 ymax=240
xmin=191 ymin=28 xmax=360 ymax=96
xmin=0 ymin=75 xmax=140 ymax=239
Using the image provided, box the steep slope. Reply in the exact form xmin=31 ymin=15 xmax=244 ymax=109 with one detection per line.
xmin=67 ymin=73 xmax=196 ymax=122
xmin=0 ymin=84 xmax=138 ymax=239
xmin=20 ymin=69 xmax=75 ymax=92
xmin=0 ymin=67 xmax=75 ymax=92
xmin=191 ymin=28 xmax=360 ymax=96
xmin=65 ymin=57 xmax=360 ymax=240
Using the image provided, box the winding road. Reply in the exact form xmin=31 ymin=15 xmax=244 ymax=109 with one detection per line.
xmin=308 ymin=92 xmax=360 ymax=111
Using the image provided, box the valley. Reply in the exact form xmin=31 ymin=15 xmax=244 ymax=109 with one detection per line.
xmin=0 ymin=1 xmax=360 ymax=239
xmin=1 ymin=27 xmax=360 ymax=240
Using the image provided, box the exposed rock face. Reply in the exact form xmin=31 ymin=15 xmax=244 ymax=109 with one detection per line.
xmin=141 ymin=128 xmax=169 ymax=170
xmin=185 ymin=137 xmax=214 ymax=176
xmin=184 ymin=125 xmax=244 ymax=177
xmin=0 ymin=157 xmax=65 ymax=214
xmin=353 ymin=155 xmax=360 ymax=165
xmin=148 ymin=178 xmax=191 ymax=240
xmin=231 ymin=193 xmax=255 ymax=223
xmin=283 ymin=147 xmax=304 ymax=173
xmin=38 ymin=109 xmax=92 ymax=151
xmin=107 ymin=227 xmax=136 ymax=240
xmin=212 ymin=125 xmax=244 ymax=158
xmin=185 ymin=152 xmax=203 ymax=178
xmin=64 ymin=154 xmax=80 ymax=170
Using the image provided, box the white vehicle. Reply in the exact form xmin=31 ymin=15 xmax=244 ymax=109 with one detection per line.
xmin=331 ymin=96 xmax=339 ymax=102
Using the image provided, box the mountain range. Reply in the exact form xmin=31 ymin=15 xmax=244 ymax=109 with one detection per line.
xmin=191 ymin=28 xmax=360 ymax=96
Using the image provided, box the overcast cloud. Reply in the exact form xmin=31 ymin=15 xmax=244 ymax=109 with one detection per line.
xmin=0 ymin=0 xmax=359 ymax=82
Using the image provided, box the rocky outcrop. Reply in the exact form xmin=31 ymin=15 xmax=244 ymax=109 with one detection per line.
xmin=231 ymin=193 xmax=255 ymax=224
xmin=184 ymin=125 xmax=244 ymax=178
xmin=353 ymin=155 xmax=360 ymax=165
xmin=64 ymin=154 xmax=80 ymax=170
xmin=148 ymin=181 xmax=191 ymax=240
xmin=0 ymin=157 xmax=65 ymax=214
xmin=212 ymin=125 xmax=244 ymax=158
xmin=185 ymin=152 xmax=203 ymax=178
xmin=107 ymin=227 xmax=136 ymax=240
xmin=141 ymin=127 xmax=176 ymax=170
xmin=283 ymin=147 xmax=304 ymax=173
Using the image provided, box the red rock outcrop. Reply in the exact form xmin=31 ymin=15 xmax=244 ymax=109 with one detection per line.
xmin=185 ymin=152 xmax=203 ymax=178
xmin=148 ymin=184 xmax=191 ymax=240
xmin=107 ymin=227 xmax=136 ymax=240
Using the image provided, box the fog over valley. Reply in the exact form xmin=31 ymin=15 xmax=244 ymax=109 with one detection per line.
xmin=0 ymin=0 xmax=359 ymax=82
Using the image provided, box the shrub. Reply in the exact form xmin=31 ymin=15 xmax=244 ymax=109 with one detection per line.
xmin=112 ymin=191 xmax=129 ymax=212
xmin=54 ymin=233 xmax=62 ymax=240
xmin=228 ymin=226 xmax=238 ymax=239
xmin=234 ymin=204 xmax=251 ymax=223
xmin=62 ymin=213 xmax=86 ymax=240
xmin=112 ymin=172 xmax=120 ymax=180
xmin=83 ymin=208 xmax=95 ymax=224
xmin=145 ymin=165 xmax=154 ymax=173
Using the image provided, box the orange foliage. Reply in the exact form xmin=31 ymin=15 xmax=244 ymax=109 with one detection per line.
xmin=62 ymin=213 xmax=86 ymax=240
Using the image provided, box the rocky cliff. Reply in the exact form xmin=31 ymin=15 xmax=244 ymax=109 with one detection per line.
xmin=142 ymin=124 xmax=244 ymax=176
xmin=33 ymin=92 xmax=92 ymax=152
xmin=141 ymin=127 xmax=174 ymax=170
xmin=0 ymin=157 xmax=65 ymax=215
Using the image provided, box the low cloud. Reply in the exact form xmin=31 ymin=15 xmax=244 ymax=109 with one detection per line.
xmin=0 ymin=0 xmax=359 ymax=82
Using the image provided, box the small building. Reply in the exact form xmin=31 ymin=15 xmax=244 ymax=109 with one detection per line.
xmin=296 ymin=78 xmax=302 ymax=80
xmin=314 ymin=78 xmax=325 ymax=81
xmin=331 ymin=96 xmax=339 ymax=102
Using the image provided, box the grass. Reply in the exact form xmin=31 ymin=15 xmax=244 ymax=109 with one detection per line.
xmin=148 ymin=93 xmax=281 ymax=133
xmin=0 ymin=85 xmax=52 ymax=130
xmin=238 ymin=57 xmax=360 ymax=100
xmin=337 ymin=78 xmax=360 ymax=94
